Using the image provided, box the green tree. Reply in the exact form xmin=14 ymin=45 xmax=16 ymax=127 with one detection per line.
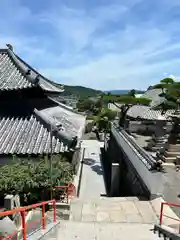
xmin=100 ymin=108 xmax=117 ymax=121
xmin=152 ymin=78 xmax=180 ymax=139
xmin=113 ymin=94 xmax=151 ymax=127
xmin=101 ymin=91 xmax=150 ymax=127
xmin=128 ymin=89 xmax=136 ymax=97
xmin=152 ymin=78 xmax=180 ymax=114
xmin=94 ymin=108 xmax=117 ymax=131
xmin=101 ymin=94 xmax=121 ymax=103
xmin=77 ymin=99 xmax=94 ymax=111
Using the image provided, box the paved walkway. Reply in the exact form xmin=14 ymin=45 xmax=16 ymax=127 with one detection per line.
xmin=55 ymin=221 xmax=159 ymax=240
xmin=79 ymin=140 xmax=106 ymax=199
xmin=70 ymin=197 xmax=158 ymax=223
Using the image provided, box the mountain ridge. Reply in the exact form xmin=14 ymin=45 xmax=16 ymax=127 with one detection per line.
xmin=105 ymin=89 xmax=145 ymax=94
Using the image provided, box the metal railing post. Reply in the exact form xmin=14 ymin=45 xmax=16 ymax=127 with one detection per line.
xmin=42 ymin=204 xmax=46 ymax=229
xmin=21 ymin=210 xmax=27 ymax=240
xmin=53 ymin=200 xmax=56 ymax=223
xmin=159 ymin=202 xmax=164 ymax=225
xmin=67 ymin=186 xmax=69 ymax=203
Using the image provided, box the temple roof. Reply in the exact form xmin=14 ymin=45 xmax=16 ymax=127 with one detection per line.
xmin=127 ymin=105 xmax=174 ymax=120
xmin=126 ymin=88 xmax=171 ymax=120
xmin=141 ymin=88 xmax=165 ymax=108
xmin=0 ymin=98 xmax=86 ymax=156
xmin=0 ymin=115 xmax=67 ymax=155
xmin=0 ymin=47 xmax=86 ymax=155
xmin=0 ymin=48 xmax=63 ymax=93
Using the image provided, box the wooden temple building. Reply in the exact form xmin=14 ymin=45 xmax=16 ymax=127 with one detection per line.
xmin=0 ymin=47 xmax=86 ymax=162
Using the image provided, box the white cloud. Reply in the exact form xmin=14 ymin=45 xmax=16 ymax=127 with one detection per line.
xmin=1 ymin=0 xmax=180 ymax=90
xmin=40 ymin=25 xmax=179 ymax=90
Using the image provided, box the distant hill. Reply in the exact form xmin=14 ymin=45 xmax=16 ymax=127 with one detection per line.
xmin=49 ymin=80 xmax=102 ymax=98
xmin=105 ymin=89 xmax=145 ymax=95
xmin=63 ymin=85 xmax=102 ymax=98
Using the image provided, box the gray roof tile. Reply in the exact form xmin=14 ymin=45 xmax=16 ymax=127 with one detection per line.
xmin=35 ymin=101 xmax=86 ymax=142
xmin=127 ymin=105 xmax=175 ymax=120
xmin=0 ymin=49 xmax=63 ymax=93
xmin=0 ymin=115 xmax=67 ymax=155
xmin=141 ymin=88 xmax=165 ymax=107
xmin=0 ymin=52 xmax=31 ymax=90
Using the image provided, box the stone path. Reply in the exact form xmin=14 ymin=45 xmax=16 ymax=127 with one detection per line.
xmin=79 ymin=140 xmax=106 ymax=199
xmin=42 ymin=139 xmax=180 ymax=239
xmin=42 ymin=197 xmax=180 ymax=240
xmin=55 ymin=221 xmax=159 ymax=240
xmin=70 ymin=197 xmax=158 ymax=224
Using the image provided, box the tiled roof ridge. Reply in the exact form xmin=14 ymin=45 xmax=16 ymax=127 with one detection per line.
xmin=0 ymin=47 xmax=63 ymax=93
xmin=34 ymin=108 xmax=72 ymax=146
xmin=13 ymin=51 xmax=64 ymax=92
xmin=48 ymin=96 xmax=86 ymax=117
xmin=6 ymin=48 xmax=38 ymax=86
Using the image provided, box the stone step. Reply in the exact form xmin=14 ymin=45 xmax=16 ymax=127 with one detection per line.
xmin=71 ymin=196 xmax=140 ymax=204
xmin=169 ymin=144 xmax=180 ymax=147
xmin=151 ymin=147 xmax=164 ymax=152
xmin=164 ymin=151 xmax=180 ymax=157
xmin=49 ymin=221 xmax=160 ymax=240
xmin=70 ymin=199 xmax=158 ymax=224
xmin=152 ymin=138 xmax=168 ymax=142
xmin=41 ymin=198 xmax=179 ymax=240
xmin=162 ymin=156 xmax=176 ymax=163
xmin=167 ymin=146 xmax=180 ymax=151
xmin=47 ymin=208 xmax=70 ymax=221
xmin=155 ymin=142 xmax=166 ymax=146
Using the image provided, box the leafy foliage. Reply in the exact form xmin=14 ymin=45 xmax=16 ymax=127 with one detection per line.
xmin=153 ymin=78 xmax=180 ymax=113
xmin=105 ymin=92 xmax=151 ymax=126
xmin=128 ymin=89 xmax=136 ymax=97
xmin=96 ymin=108 xmax=117 ymax=131
xmin=76 ymin=99 xmax=94 ymax=112
xmin=0 ymin=155 xmax=73 ymax=205
xmin=101 ymin=94 xmax=122 ymax=103
xmin=99 ymin=108 xmax=117 ymax=120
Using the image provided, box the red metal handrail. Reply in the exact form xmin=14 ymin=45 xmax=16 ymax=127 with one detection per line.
xmin=0 ymin=199 xmax=56 ymax=240
xmin=159 ymin=202 xmax=180 ymax=233
xmin=54 ymin=183 xmax=76 ymax=203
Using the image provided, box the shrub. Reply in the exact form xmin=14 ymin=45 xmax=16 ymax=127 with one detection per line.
xmin=0 ymin=155 xmax=73 ymax=205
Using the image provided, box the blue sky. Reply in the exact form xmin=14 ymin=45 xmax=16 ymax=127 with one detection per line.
xmin=1 ymin=0 xmax=180 ymax=90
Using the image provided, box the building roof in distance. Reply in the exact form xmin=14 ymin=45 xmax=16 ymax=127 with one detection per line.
xmin=0 ymin=48 xmax=64 ymax=93
xmin=127 ymin=105 xmax=174 ymax=120
xmin=141 ymin=88 xmax=165 ymax=108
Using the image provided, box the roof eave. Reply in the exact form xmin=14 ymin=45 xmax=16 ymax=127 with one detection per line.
xmin=6 ymin=48 xmax=64 ymax=93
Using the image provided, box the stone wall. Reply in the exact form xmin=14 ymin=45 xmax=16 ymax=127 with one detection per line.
xmin=104 ymin=133 xmax=150 ymax=198
xmin=128 ymin=121 xmax=172 ymax=134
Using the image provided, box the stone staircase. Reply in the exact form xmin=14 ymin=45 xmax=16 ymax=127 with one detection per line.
xmin=163 ymin=144 xmax=180 ymax=163
xmin=41 ymin=197 xmax=163 ymax=240
xmin=163 ymin=120 xmax=180 ymax=163
xmin=147 ymin=135 xmax=169 ymax=152
xmin=69 ymin=197 xmax=158 ymax=224
xmin=47 ymin=202 xmax=70 ymax=221
xmin=37 ymin=197 xmax=180 ymax=239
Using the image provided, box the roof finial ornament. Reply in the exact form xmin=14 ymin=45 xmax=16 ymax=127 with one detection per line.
xmin=6 ymin=44 xmax=13 ymax=52
xmin=26 ymin=69 xmax=31 ymax=75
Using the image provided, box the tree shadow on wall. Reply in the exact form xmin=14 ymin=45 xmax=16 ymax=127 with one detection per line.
xmin=83 ymin=158 xmax=103 ymax=176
